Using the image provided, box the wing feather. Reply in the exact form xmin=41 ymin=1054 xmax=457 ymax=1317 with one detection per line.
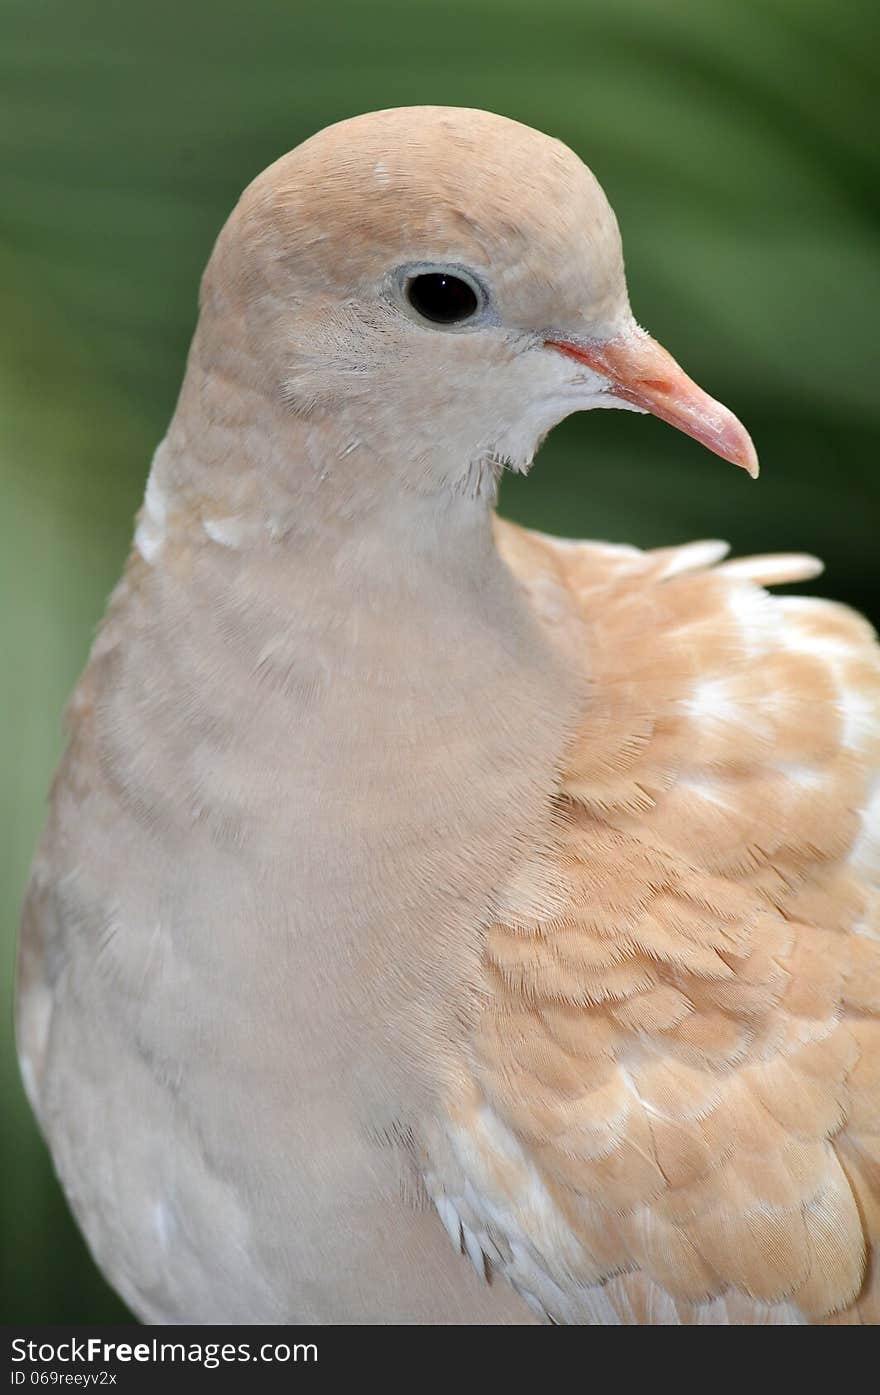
xmin=424 ymin=521 xmax=880 ymax=1324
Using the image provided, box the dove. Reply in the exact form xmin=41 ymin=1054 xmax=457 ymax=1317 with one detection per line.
xmin=17 ymin=106 xmax=880 ymax=1325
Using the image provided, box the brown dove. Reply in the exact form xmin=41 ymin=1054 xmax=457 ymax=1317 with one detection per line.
xmin=17 ymin=106 xmax=880 ymax=1325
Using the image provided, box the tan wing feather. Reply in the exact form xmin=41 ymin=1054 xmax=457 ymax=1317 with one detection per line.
xmin=423 ymin=518 xmax=880 ymax=1324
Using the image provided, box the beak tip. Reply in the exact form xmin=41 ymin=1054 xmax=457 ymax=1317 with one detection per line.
xmin=739 ymin=437 xmax=760 ymax=480
xmin=720 ymin=420 xmax=759 ymax=478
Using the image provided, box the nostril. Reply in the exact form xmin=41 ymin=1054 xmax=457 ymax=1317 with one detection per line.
xmin=638 ymin=378 xmax=672 ymax=393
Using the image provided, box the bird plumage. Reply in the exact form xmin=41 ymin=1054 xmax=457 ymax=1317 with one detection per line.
xmin=423 ymin=520 xmax=880 ymax=1323
xmin=16 ymin=106 xmax=879 ymax=1323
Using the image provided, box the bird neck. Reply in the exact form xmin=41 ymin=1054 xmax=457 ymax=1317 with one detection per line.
xmin=129 ymin=346 xmax=586 ymax=774
xmin=88 ymin=359 xmax=589 ymax=1105
xmin=151 ymin=322 xmax=505 ymax=557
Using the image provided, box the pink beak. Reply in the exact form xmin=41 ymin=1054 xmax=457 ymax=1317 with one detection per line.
xmin=545 ymin=327 xmax=759 ymax=477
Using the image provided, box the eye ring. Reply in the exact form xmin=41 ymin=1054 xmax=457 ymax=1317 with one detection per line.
xmin=398 ymin=264 xmax=486 ymax=329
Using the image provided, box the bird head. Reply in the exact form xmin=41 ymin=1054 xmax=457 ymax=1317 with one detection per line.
xmin=197 ymin=106 xmax=757 ymax=501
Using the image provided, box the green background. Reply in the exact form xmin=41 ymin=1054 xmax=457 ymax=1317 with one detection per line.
xmin=1 ymin=0 xmax=877 ymax=1321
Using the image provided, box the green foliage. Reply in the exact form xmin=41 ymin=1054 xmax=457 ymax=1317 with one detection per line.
xmin=1 ymin=0 xmax=876 ymax=1321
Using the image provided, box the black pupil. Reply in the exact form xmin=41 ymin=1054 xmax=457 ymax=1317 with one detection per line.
xmin=407 ymin=272 xmax=478 ymax=324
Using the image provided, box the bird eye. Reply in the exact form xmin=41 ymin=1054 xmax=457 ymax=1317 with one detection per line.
xmin=405 ymin=270 xmax=481 ymax=326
